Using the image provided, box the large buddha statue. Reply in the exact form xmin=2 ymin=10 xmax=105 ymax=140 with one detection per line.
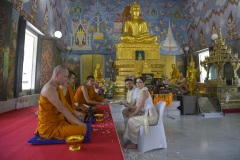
xmin=120 ymin=0 xmax=157 ymax=43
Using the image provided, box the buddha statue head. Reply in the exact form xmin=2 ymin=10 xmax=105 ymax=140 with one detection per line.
xmin=130 ymin=0 xmax=141 ymax=19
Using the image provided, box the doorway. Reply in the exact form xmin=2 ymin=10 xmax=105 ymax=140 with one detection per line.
xmin=81 ymin=54 xmax=104 ymax=83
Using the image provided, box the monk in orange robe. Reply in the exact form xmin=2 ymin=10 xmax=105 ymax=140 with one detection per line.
xmin=60 ymin=70 xmax=77 ymax=110
xmin=60 ymin=70 xmax=86 ymax=117
xmin=35 ymin=65 xmax=86 ymax=140
xmin=74 ymin=76 xmax=109 ymax=108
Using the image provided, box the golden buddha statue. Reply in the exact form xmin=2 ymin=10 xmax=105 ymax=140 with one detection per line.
xmin=120 ymin=0 xmax=157 ymax=43
xmin=186 ymin=56 xmax=200 ymax=95
xmin=170 ymin=64 xmax=181 ymax=82
xmin=94 ymin=63 xmax=103 ymax=83
xmin=138 ymin=53 xmax=142 ymax=60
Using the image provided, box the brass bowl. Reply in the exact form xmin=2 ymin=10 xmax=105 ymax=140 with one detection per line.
xmin=94 ymin=114 xmax=104 ymax=118
xmin=65 ymin=135 xmax=84 ymax=151
xmin=94 ymin=114 xmax=104 ymax=122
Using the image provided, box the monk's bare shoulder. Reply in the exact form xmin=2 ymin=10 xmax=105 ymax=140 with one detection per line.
xmin=41 ymin=82 xmax=57 ymax=98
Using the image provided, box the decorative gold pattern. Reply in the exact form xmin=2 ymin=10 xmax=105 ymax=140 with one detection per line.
xmin=39 ymin=40 xmax=54 ymax=89
xmin=200 ymin=28 xmax=240 ymax=86
xmin=114 ymin=43 xmax=164 ymax=99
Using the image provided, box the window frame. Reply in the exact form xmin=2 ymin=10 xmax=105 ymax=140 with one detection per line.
xmin=21 ymin=28 xmax=38 ymax=93
xmin=18 ymin=21 xmax=43 ymax=97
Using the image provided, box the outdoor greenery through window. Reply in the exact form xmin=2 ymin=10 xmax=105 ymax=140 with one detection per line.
xmin=198 ymin=48 xmax=209 ymax=83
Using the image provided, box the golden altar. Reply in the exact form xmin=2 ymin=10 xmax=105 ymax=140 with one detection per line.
xmin=114 ymin=43 xmax=164 ymax=99
xmin=200 ymin=29 xmax=240 ymax=110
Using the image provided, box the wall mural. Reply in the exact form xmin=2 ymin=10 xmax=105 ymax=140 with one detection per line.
xmin=7 ymin=10 xmax=19 ymax=99
xmin=186 ymin=0 xmax=240 ymax=52
xmin=11 ymin=0 xmax=69 ymax=45
xmin=8 ymin=0 xmax=239 ymax=80
xmin=66 ymin=0 xmax=189 ymax=55
xmin=60 ymin=52 xmax=81 ymax=86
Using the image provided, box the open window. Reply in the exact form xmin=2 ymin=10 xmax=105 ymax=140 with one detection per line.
xmin=198 ymin=48 xmax=209 ymax=82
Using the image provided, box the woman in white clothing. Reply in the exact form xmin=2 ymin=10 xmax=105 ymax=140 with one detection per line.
xmin=123 ymin=77 xmax=158 ymax=149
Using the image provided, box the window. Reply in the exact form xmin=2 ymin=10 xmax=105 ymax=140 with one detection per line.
xmin=198 ymin=48 xmax=209 ymax=83
xmin=22 ymin=28 xmax=38 ymax=92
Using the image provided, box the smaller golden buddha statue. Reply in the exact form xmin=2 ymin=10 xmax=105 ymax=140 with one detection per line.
xmin=170 ymin=64 xmax=181 ymax=82
xmin=138 ymin=53 xmax=142 ymax=60
xmin=186 ymin=56 xmax=200 ymax=95
xmin=120 ymin=0 xmax=157 ymax=43
xmin=94 ymin=63 xmax=103 ymax=83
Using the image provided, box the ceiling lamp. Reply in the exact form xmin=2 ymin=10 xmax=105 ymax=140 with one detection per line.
xmin=184 ymin=46 xmax=189 ymax=52
xmin=211 ymin=33 xmax=218 ymax=41
xmin=54 ymin=31 xmax=62 ymax=38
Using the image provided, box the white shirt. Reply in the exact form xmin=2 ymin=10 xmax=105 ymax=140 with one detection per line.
xmin=126 ymin=87 xmax=139 ymax=105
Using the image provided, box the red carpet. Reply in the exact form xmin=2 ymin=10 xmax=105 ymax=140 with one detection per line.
xmin=0 ymin=105 xmax=124 ymax=160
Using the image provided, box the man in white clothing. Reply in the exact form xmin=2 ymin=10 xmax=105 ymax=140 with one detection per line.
xmin=121 ymin=78 xmax=139 ymax=124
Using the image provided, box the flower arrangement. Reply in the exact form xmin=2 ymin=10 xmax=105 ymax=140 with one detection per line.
xmin=94 ymin=79 xmax=115 ymax=98
xmin=161 ymin=76 xmax=189 ymax=95
xmin=94 ymin=83 xmax=105 ymax=96
xmin=168 ymin=80 xmax=189 ymax=95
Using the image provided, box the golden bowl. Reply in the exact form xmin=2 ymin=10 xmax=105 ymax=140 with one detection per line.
xmin=94 ymin=114 xmax=104 ymax=122
xmin=65 ymin=135 xmax=84 ymax=151
xmin=94 ymin=114 xmax=104 ymax=118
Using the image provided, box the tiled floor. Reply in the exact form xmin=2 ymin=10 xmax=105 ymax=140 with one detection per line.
xmin=110 ymin=104 xmax=240 ymax=160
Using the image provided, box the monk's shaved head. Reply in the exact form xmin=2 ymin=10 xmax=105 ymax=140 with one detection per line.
xmin=53 ymin=65 xmax=68 ymax=76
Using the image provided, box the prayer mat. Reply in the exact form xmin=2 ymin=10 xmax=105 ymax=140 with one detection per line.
xmin=27 ymin=124 xmax=92 ymax=144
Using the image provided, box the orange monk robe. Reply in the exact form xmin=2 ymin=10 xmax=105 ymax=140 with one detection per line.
xmin=63 ymin=86 xmax=86 ymax=116
xmin=74 ymin=85 xmax=104 ymax=107
xmin=35 ymin=87 xmax=86 ymax=140
xmin=65 ymin=86 xmax=76 ymax=110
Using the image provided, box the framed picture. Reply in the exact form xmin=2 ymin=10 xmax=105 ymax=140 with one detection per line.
xmin=142 ymin=74 xmax=154 ymax=85
xmin=135 ymin=50 xmax=145 ymax=60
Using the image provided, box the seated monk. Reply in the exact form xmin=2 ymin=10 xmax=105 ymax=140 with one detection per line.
xmin=74 ymin=76 xmax=109 ymax=109
xmin=120 ymin=0 xmax=157 ymax=43
xmin=59 ymin=70 xmax=86 ymax=117
xmin=35 ymin=65 xmax=86 ymax=140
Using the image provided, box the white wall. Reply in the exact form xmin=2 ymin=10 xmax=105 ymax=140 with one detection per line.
xmin=0 ymin=94 xmax=39 ymax=113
